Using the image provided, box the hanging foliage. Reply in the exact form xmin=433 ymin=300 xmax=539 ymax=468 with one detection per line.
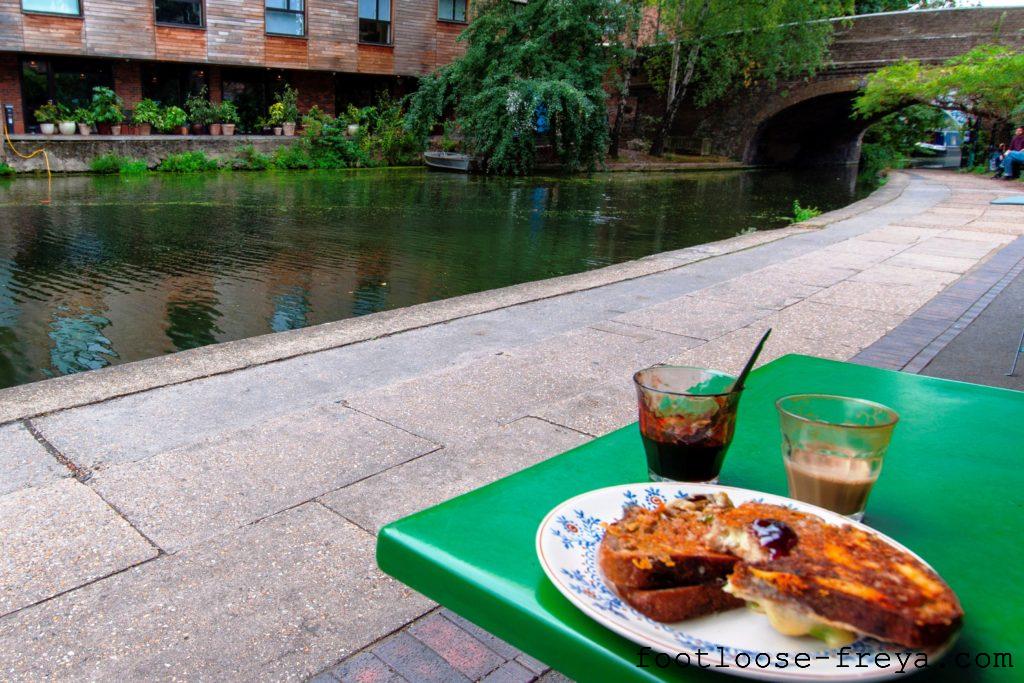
xmin=406 ymin=0 xmax=626 ymax=175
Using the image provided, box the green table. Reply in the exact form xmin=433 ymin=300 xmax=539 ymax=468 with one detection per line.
xmin=377 ymin=356 xmax=1023 ymax=681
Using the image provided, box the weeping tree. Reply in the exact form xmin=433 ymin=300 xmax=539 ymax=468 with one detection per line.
xmin=644 ymin=0 xmax=852 ymax=157
xmin=405 ymin=0 xmax=626 ymax=175
xmin=853 ymin=45 xmax=1024 ymax=165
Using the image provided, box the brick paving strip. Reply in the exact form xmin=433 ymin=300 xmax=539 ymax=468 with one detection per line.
xmin=0 ymin=170 xmax=1021 ymax=680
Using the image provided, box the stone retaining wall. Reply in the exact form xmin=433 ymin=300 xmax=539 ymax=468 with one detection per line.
xmin=0 ymin=135 xmax=295 ymax=173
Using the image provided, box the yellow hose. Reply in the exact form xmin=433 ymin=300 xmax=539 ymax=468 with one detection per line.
xmin=1 ymin=115 xmax=52 ymax=202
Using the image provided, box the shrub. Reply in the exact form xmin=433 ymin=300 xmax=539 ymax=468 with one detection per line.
xmin=90 ymin=153 xmax=125 ymax=173
xmin=90 ymin=154 xmax=150 ymax=174
xmin=232 ymin=144 xmax=273 ymax=171
xmin=73 ymin=107 xmax=95 ymax=125
xmin=185 ymin=87 xmax=216 ymax=126
xmin=218 ymin=100 xmax=240 ymax=125
xmin=157 ymin=106 xmax=187 ymax=133
xmin=301 ymin=105 xmax=333 ymax=138
xmin=272 ymin=144 xmax=314 ymax=170
xmin=91 ymin=86 xmax=124 ymax=124
xmin=274 ymin=84 xmax=300 ymax=123
xmin=34 ymin=102 xmax=60 ymax=124
xmin=0 ymin=162 xmax=14 ymax=177
xmin=119 ymin=159 xmax=149 ymax=175
xmin=791 ymin=200 xmax=822 ymax=223
xmin=132 ymin=99 xmax=162 ymax=126
xmin=157 ymin=151 xmax=220 ymax=172
xmin=306 ymin=119 xmax=373 ymax=169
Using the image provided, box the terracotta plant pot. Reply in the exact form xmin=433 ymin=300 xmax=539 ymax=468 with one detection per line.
xmin=222 ymin=124 xmax=236 ymax=136
xmin=209 ymin=123 xmax=222 ymax=136
xmin=58 ymin=121 xmax=76 ymax=135
xmin=97 ymin=123 xmax=112 ymax=135
xmin=39 ymin=123 xmax=55 ymax=135
xmin=77 ymin=123 xmax=92 ymax=135
xmin=273 ymin=127 xmax=283 ymax=136
xmin=110 ymin=125 xmax=122 ymax=135
xmin=137 ymin=123 xmax=151 ymax=136
xmin=283 ymin=122 xmax=296 ymax=137
xmin=178 ymin=126 xmax=189 ymax=136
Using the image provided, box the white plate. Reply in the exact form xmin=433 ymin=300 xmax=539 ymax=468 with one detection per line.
xmin=536 ymin=483 xmax=956 ymax=681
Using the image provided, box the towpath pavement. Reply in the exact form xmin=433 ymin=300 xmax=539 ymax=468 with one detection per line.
xmin=0 ymin=170 xmax=1021 ymax=681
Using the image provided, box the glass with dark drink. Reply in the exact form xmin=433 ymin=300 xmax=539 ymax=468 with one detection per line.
xmin=776 ymin=394 xmax=898 ymax=521
xmin=633 ymin=366 xmax=741 ymax=483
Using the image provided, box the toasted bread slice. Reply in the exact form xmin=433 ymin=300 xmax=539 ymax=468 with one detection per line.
xmin=706 ymin=502 xmax=963 ymax=649
xmin=599 ymin=493 xmax=737 ymax=589
xmin=620 ymin=580 xmax=744 ymax=622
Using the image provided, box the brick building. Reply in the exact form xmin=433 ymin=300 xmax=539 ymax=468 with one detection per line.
xmin=0 ymin=0 xmax=469 ymax=133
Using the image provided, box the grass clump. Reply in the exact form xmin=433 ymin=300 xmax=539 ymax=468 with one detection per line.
xmin=0 ymin=162 xmax=14 ymax=177
xmin=90 ymin=154 xmax=150 ymax=175
xmin=791 ymin=200 xmax=822 ymax=223
xmin=232 ymin=144 xmax=273 ymax=171
xmin=157 ymin=151 xmax=220 ymax=173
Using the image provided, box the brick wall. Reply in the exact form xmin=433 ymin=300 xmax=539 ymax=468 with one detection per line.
xmin=113 ymin=62 xmax=142 ymax=108
xmin=0 ymin=51 xmax=22 ymax=133
xmin=293 ymin=70 xmax=334 ymax=115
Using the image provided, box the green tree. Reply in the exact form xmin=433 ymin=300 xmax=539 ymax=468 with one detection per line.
xmin=406 ymin=0 xmax=626 ymax=175
xmin=608 ymin=0 xmax=647 ymax=159
xmin=644 ymin=0 xmax=852 ymax=156
xmin=854 ymin=45 xmax=1024 ymax=123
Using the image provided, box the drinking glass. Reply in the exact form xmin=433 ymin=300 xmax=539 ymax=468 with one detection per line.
xmin=633 ymin=365 xmax=740 ymax=483
xmin=776 ymin=394 xmax=899 ymax=521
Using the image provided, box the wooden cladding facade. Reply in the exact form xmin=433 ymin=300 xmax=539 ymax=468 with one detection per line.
xmin=0 ymin=0 xmax=466 ymax=76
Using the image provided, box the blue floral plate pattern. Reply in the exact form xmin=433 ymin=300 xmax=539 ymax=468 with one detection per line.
xmin=536 ymin=483 xmax=956 ymax=681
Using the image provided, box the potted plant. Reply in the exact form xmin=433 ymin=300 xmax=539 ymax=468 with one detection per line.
xmin=132 ymin=99 xmax=161 ymax=136
xmin=269 ymin=102 xmax=285 ymax=136
xmin=90 ymin=86 xmax=124 ymax=135
xmin=74 ymin=107 xmax=94 ymax=135
xmin=185 ymin=87 xmax=214 ymax=135
xmin=275 ymin=84 xmax=299 ymax=136
xmin=218 ymin=100 xmax=239 ymax=136
xmin=57 ymin=105 xmax=77 ymax=135
xmin=34 ymin=102 xmax=59 ymax=135
xmin=158 ymin=106 xmax=188 ymax=135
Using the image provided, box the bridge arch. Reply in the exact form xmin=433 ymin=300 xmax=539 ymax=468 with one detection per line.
xmin=743 ymin=80 xmax=872 ymax=166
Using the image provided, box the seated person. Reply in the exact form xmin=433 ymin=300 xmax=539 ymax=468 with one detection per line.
xmin=998 ymin=126 xmax=1024 ymax=179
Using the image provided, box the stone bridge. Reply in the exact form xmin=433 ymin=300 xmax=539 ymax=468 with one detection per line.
xmin=656 ymin=7 xmax=1024 ymax=165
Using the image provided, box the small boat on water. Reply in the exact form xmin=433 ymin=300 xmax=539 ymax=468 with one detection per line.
xmin=424 ymin=151 xmax=473 ymax=173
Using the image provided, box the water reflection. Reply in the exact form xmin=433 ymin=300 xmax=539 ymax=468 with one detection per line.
xmin=0 ymin=167 xmax=865 ymax=388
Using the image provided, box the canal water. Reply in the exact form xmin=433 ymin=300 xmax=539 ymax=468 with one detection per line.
xmin=0 ymin=167 xmax=865 ymax=389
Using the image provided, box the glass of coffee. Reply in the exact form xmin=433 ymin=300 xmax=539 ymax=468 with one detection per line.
xmin=776 ymin=394 xmax=899 ymax=521
xmin=633 ymin=366 xmax=740 ymax=483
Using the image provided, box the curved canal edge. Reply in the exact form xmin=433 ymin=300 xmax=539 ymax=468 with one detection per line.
xmin=0 ymin=172 xmax=914 ymax=424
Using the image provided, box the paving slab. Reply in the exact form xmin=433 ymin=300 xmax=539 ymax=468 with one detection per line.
xmin=858 ymin=226 xmax=944 ymax=244
xmin=0 ymin=422 xmax=69 ymax=496
xmin=88 ymin=404 xmax=439 ymax=553
xmin=697 ymin=272 xmax=822 ymax=310
xmin=0 ymin=503 xmax=431 ymax=681
xmin=885 ymin=252 xmax=979 ymax=274
xmin=809 ymin=279 xmax=943 ymax=316
xmin=320 ymin=417 xmax=590 ymax=533
xmin=850 ymin=264 xmax=960 ymax=288
xmin=612 ymin=295 xmax=775 ymax=341
xmin=345 ymin=327 xmax=689 ymax=443
xmin=0 ymin=478 xmax=157 ymax=616
xmin=756 ymin=262 xmax=858 ymax=288
xmin=904 ymin=237 xmax=1001 ymax=260
xmin=765 ymin=301 xmax=906 ymax=350
xmin=530 ymin=381 xmax=637 ymax=437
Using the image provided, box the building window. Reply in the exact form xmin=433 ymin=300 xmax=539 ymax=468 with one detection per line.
xmin=155 ymin=0 xmax=203 ymax=27
xmin=142 ymin=64 xmax=209 ymax=107
xmin=21 ymin=57 xmax=112 ymax=130
xmin=21 ymin=0 xmax=80 ymax=16
xmin=359 ymin=0 xmax=391 ymax=45
xmin=266 ymin=0 xmax=305 ymax=36
xmin=438 ymin=0 xmax=466 ymax=22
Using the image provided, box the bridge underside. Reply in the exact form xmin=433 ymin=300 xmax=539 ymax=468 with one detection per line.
xmin=745 ymin=92 xmax=870 ymax=167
